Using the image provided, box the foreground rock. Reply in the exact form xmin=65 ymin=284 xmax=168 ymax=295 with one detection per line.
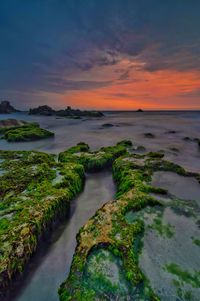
xmin=0 ymin=119 xmax=27 ymax=128
xmin=0 ymin=141 xmax=130 ymax=296
xmin=59 ymin=151 xmax=200 ymax=301
xmin=0 ymin=101 xmax=18 ymax=114
xmin=0 ymin=119 xmax=54 ymax=142
xmin=29 ymin=105 xmax=104 ymax=118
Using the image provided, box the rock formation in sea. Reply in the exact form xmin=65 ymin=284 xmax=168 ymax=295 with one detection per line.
xmin=0 ymin=118 xmax=54 ymax=141
xmin=29 ymin=105 xmax=104 ymax=117
xmin=0 ymin=100 xmax=18 ymax=114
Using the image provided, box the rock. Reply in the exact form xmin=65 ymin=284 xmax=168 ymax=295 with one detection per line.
xmin=169 ymin=147 xmax=180 ymax=152
xmin=183 ymin=136 xmax=193 ymax=142
xmin=101 ymin=123 xmax=114 ymax=128
xmin=165 ymin=130 xmax=177 ymax=134
xmin=0 ymin=119 xmax=54 ymax=142
xmin=56 ymin=108 xmax=104 ymax=118
xmin=144 ymin=132 xmax=155 ymax=138
xmin=29 ymin=105 xmax=55 ymax=116
xmin=136 ymin=108 xmax=143 ymax=112
xmin=0 ymin=101 xmax=18 ymax=114
xmin=133 ymin=145 xmax=146 ymax=152
xmin=0 ymin=119 xmax=27 ymax=129
xmin=29 ymin=105 xmax=104 ymax=118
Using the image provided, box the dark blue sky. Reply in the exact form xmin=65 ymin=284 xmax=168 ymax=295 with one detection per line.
xmin=1 ymin=0 xmax=200 ymax=109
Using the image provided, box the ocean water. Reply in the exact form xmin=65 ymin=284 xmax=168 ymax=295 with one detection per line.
xmin=0 ymin=111 xmax=200 ymax=172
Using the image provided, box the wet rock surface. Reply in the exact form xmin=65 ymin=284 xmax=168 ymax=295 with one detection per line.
xmin=0 ymin=141 xmax=128 ymax=298
xmin=0 ymin=119 xmax=54 ymax=142
xmin=59 ymin=151 xmax=200 ymax=300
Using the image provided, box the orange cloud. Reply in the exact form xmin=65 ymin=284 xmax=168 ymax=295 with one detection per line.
xmin=37 ymin=56 xmax=200 ymax=110
xmin=54 ymin=67 xmax=200 ymax=110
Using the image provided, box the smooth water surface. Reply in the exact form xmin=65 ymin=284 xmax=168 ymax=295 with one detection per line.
xmin=6 ymin=171 xmax=115 ymax=301
xmin=152 ymin=171 xmax=200 ymax=202
xmin=0 ymin=111 xmax=200 ymax=172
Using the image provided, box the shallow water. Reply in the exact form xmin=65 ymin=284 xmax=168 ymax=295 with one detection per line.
xmin=152 ymin=171 xmax=200 ymax=202
xmin=0 ymin=111 xmax=200 ymax=172
xmin=83 ymin=249 xmax=133 ymax=300
xmin=126 ymin=204 xmax=200 ymax=299
xmin=6 ymin=171 xmax=115 ymax=301
xmin=139 ymin=207 xmax=200 ymax=300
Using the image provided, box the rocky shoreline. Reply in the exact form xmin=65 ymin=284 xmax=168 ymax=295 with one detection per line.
xmin=1 ymin=139 xmax=200 ymax=300
xmin=59 ymin=149 xmax=200 ymax=301
xmin=0 ymin=141 xmax=128 ymax=297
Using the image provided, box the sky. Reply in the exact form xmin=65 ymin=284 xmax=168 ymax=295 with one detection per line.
xmin=1 ymin=0 xmax=200 ymax=110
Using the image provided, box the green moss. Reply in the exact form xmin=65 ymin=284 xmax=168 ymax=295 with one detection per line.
xmin=81 ymin=248 xmax=135 ymax=300
xmin=64 ymin=142 xmax=90 ymax=154
xmin=1 ymin=141 xmax=196 ymax=299
xmin=0 ymin=148 xmax=85 ymax=292
xmin=165 ymin=263 xmax=200 ymax=288
xmin=59 ymin=142 xmax=127 ymax=172
xmin=0 ymin=218 xmax=10 ymax=234
xmin=150 ymin=217 xmax=175 ymax=238
xmin=59 ymin=153 xmax=170 ymax=300
xmin=0 ymin=141 xmax=132 ymax=293
xmin=58 ymin=149 xmax=198 ymax=300
xmin=147 ymin=152 xmax=164 ymax=159
xmin=116 ymin=140 xmax=133 ymax=147
xmin=145 ymin=158 xmax=186 ymax=175
xmin=2 ymin=123 xmax=54 ymax=142
xmin=184 ymin=291 xmax=193 ymax=300
xmin=192 ymin=239 xmax=200 ymax=247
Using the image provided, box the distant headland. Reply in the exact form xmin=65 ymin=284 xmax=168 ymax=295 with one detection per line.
xmin=29 ymin=105 xmax=104 ymax=118
xmin=0 ymin=101 xmax=104 ymax=118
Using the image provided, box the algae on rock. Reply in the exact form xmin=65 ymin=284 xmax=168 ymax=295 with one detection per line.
xmin=0 ymin=121 xmax=54 ymax=142
xmin=59 ymin=151 xmax=200 ymax=301
xmin=0 ymin=141 xmax=130 ymax=295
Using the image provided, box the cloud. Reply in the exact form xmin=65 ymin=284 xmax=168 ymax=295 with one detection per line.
xmin=43 ymin=78 xmax=113 ymax=93
xmin=0 ymin=0 xmax=200 ymax=108
xmin=178 ymin=88 xmax=200 ymax=98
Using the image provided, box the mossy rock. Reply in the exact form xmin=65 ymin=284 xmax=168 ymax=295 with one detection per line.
xmin=1 ymin=122 xmax=54 ymax=142
xmin=0 ymin=141 xmax=131 ymax=294
xmin=0 ymin=148 xmax=84 ymax=293
xmin=59 ymin=151 xmax=199 ymax=300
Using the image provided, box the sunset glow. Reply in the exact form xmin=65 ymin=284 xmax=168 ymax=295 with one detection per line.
xmin=41 ymin=67 xmax=200 ymax=110
xmin=1 ymin=1 xmax=200 ymax=110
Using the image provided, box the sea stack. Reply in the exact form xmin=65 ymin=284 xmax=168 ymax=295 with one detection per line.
xmin=0 ymin=101 xmax=18 ymax=114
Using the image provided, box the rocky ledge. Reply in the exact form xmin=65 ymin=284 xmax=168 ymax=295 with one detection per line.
xmin=0 ymin=119 xmax=54 ymax=142
xmin=0 ymin=141 xmax=131 ymax=296
xmin=59 ymin=150 xmax=200 ymax=301
xmin=2 ymin=140 xmax=200 ymax=300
